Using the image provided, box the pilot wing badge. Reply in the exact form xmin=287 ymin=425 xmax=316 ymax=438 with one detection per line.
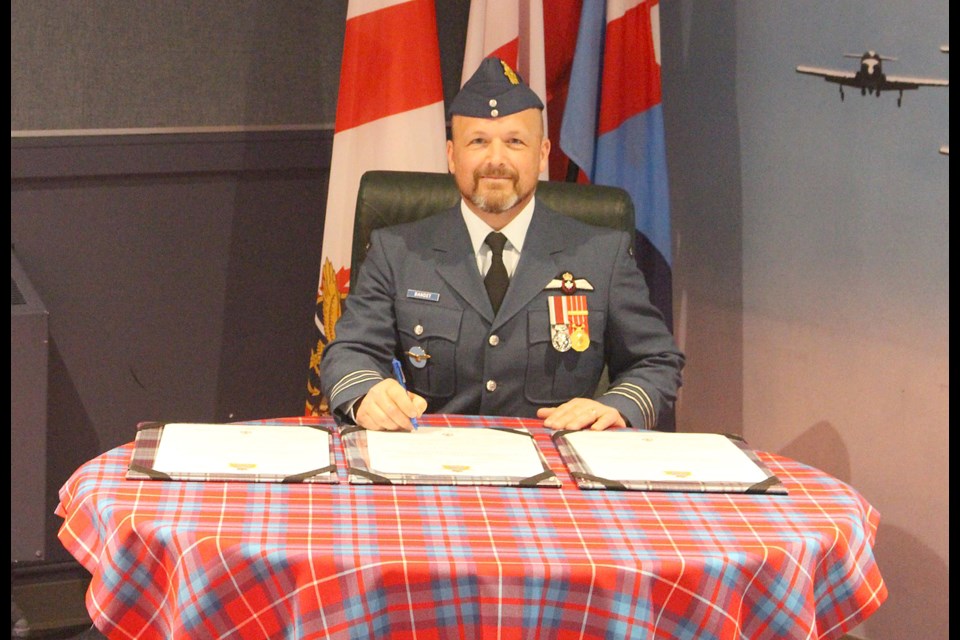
xmin=545 ymin=271 xmax=594 ymax=294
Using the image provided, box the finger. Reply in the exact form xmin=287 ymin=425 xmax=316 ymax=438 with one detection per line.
xmin=383 ymin=385 xmax=422 ymax=428
xmin=589 ymin=410 xmax=618 ymax=431
xmin=359 ymin=398 xmax=407 ymax=431
xmin=538 ymin=405 xmax=566 ymax=430
xmin=575 ymin=406 xmax=601 ymax=430
xmin=540 ymin=403 xmax=573 ymax=430
xmin=376 ymin=379 xmax=418 ymax=429
xmin=410 ymin=393 xmax=428 ymax=419
xmin=379 ymin=397 xmax=415 ymax=431
xmin=357 ymin=382 xmax=412 ymax=431
xmin=356 ymin=401 xmax=402 ymax=431
xmin=541 ymin=402 xmax=595 ymax=431
xmin=590 ymin=407 xmax=627 ymax=431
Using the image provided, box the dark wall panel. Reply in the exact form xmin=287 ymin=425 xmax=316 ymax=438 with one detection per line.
xmin=10 ymin=0 xmax=470 ymax=568
xmin=11 ymin=1 xmax=347 ymax=130
xmin=11 ymin=1 xmax=470 ymax=132
xmin=11 ymin=132 xmax=331 ymax=560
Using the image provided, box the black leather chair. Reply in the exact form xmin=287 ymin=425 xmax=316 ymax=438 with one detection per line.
xmin=349 ymin=170 xmax=636 ymax=291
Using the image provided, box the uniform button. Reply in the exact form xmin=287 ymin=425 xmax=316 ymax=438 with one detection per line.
xmin=490 ymin=109 xmax=499 ymax=117
xmin=488 ymin=334 xmax=500 ymax=346
xmin=486 ymin=380 xmax=497 ymax=392
xmin=414 ymin=324 xmax=424 ymax=336
xmin=489 ymin=98 xmax=498 ymax=107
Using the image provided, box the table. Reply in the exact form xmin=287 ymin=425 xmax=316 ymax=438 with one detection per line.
xmin=56 ymin=416 xmax=886 ymax=639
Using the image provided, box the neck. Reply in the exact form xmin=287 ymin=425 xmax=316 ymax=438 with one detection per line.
xmin=463 ymin=193 xmax=534 ymax=231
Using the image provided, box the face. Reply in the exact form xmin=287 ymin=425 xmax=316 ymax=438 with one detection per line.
xmin=447 ymin=108 xmax=550 ymax=228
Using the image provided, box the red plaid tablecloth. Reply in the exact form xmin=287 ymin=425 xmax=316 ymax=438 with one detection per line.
xmin=56 ymin=415 xmax=886 ymax=639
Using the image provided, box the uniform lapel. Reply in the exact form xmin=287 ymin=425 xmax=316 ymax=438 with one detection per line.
xmin=493 ymin=206 xmax=566 ymax=328
xmin=431 ymin=209 xmax=495 ymax=320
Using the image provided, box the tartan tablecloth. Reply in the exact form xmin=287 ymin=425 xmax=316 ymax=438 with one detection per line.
xmin=56 ymin=415 xmax=886 ymax=639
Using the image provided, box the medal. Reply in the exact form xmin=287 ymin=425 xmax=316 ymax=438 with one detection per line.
xmin=548 ymin=295 xmax=590 ymax=353
xmin=570 ymin=325 xmax=590 ymax=352
xmin=551 ymin=323 xmax=572 ymax=352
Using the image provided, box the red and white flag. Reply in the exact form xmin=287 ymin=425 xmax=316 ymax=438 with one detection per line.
xmin=461 ymin=0 xmax=549 ymax=179
xmin=307 ymin=0 xmax=448 ymax=415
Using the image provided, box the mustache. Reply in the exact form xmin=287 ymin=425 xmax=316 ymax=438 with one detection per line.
xmin=473 ymin=166 xmax=518 ymax=181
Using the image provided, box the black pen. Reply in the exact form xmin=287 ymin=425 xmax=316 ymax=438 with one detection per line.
xmin=391 ymin=358 xmax=419 ymax=430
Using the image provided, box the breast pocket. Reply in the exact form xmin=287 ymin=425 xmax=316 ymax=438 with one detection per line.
xmin=396 ymin=300 xmax=462 ymax=400
xmin=524 ymin=309 xmax=606 ymax=404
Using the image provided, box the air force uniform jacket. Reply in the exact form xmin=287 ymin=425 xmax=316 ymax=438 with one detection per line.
xmin=320 ymin=201 xmax=684 ymax=429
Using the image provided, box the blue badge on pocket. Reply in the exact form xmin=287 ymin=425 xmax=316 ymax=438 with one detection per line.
xmin=406 ymin=346 xmax=431 ymax=369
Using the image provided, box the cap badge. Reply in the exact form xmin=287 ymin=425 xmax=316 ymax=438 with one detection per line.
xmin=500 ymin=60 xmax=520 ymax=85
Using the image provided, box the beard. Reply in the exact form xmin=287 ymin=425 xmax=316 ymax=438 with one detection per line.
xmin=468 ymin=166 xmax=524 ymax=213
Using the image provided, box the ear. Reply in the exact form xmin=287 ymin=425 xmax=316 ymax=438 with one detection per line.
xmin=539 ymin=137 xmax=551 ymax=174
xmin=446 ymin=139 xmax=456 ymax=174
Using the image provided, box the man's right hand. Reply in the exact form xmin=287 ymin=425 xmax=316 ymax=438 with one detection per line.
xmin=354 ymin=379 xmax=427 ymax=431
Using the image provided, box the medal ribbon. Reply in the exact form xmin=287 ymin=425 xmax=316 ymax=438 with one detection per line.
xmin=549 ymin=295 xmax=568 ymax=327
xmin=549 ymin=296 xmax=588 ymax=333
xmin=566 ymin=295 xmax=589 ymax=336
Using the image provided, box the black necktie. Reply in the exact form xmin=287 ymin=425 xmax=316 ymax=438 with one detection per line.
xmin=484 ymin=232 xmax=510 ymax=313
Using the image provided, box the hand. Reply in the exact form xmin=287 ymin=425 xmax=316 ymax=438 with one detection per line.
xmin=355 ymin=379 xmax=427 ymax=431
xmin=537 ymin=398 xmax=626 ymax=431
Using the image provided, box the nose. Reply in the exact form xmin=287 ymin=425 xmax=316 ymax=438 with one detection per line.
xmin=485 ymin=139 xmax=506 ymax=164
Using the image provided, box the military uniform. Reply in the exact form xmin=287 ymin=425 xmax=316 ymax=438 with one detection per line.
xmin=321 ymin=201 xmax=683 ymax=429
xmin=320 ymin=56 xmax=683 ymax=428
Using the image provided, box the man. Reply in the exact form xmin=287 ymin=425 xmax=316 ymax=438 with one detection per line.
xmin=321 ymin=57 xmax=683 ymax=431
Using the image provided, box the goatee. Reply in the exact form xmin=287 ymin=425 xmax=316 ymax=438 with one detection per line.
xmin=471 ymin=167 xmax=520 ymax=213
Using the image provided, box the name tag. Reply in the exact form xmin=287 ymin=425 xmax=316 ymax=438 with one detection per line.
xmin=407 ymin=289 xmax=440 ymax=302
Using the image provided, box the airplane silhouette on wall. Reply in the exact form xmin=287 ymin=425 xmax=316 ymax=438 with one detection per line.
xmin=796 ymin=51 xmax=948 ymax=107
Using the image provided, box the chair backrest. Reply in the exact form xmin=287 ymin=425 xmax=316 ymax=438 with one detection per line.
xmin=349 ymin=170 xmax=635 ymax=291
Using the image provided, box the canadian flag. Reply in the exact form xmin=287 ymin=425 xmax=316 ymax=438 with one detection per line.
xmin=306 ymin=0 xmax=448 ymax=415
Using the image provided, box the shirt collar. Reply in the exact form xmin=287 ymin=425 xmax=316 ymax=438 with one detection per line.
xmin=461 ymin=196 xmax=536 ymax=255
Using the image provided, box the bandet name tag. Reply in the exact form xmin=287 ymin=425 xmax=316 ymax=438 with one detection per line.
xmin=406 ymin=289 xmax=440 ymax=302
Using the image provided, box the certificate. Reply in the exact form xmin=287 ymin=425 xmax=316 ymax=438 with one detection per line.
xmin=367 ymin=427 xmax=545 ymax=477
xmin=126 ymin=421 xmax=338 ymax=483
xmin=341 ymin=420 xmax=559 ymax=487
xmin=553 ymin=429 xmax=786 ymax=494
